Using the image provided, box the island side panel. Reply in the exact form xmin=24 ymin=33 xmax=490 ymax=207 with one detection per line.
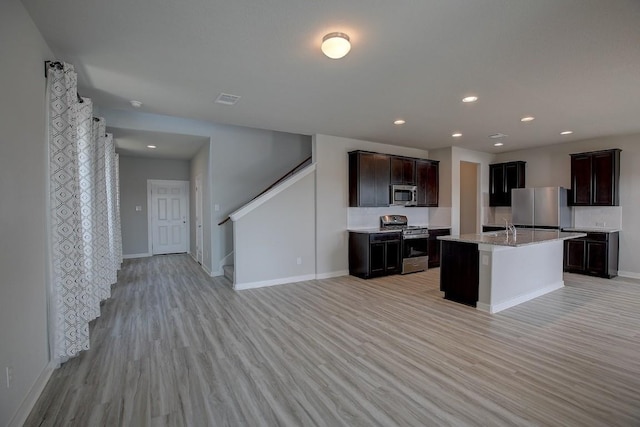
xmin=477 ymin=240 xmax=565 ymax=313
xmin=440 ymin=240 xmax=479 ymax=306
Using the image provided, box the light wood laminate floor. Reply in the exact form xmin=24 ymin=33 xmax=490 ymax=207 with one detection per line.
xmin=26 ymin=254 xmax=640 ymax=426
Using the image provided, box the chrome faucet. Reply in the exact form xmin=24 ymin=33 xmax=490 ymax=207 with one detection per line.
xmin=503 ymin=218 xmax=517 ymax=239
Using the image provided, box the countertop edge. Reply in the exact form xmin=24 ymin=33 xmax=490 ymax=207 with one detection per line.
xmin=563 ymin=227 xmax=621 ymax=233
xmin=438 ymin=231 xmax=587 ymax=247
xmin=348 ymin=225 xmax=451 ymax=234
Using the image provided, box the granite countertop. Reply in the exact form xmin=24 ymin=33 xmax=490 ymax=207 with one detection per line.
xmin=438 ymin=229 xmax=586 ymax=247
xmin=563 ymin=227 xmax=621 ymax=233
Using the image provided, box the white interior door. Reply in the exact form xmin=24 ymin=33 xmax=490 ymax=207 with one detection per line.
xmin=150 ymin=180 xmax=189 ymax=255
xmin=195 ymin=175 xmax=203 ymax=264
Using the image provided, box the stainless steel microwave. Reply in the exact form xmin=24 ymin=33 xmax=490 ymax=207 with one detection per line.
xmin=390 ymin=185 xmax=417 ymax=206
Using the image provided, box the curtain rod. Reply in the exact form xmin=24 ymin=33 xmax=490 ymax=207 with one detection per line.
xmin=44 ymin=60 xmax=84 ymax=104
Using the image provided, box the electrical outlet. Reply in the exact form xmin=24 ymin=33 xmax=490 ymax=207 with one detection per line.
xmin=296 ymin=257 xmax=302 ymax=265
xmin=6 ymin=366 xmax=13 ymax=388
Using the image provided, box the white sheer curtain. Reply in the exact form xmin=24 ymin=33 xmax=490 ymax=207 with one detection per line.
xmin=47 ymin=61 xmax=121 ymax=362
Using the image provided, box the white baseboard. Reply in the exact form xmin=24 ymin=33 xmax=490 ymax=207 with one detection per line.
xmin=477 ymin=281 xmax=564 ymax=314
xmin=210 ymin=269 xmax=223 ymax=277
xmin=618 ymin=270 xmax=640 ymax=280
xmin=122 ymin=252 xmax=151 ymax=259
xmin=316 ymin=270 xmax=349 ymax=280
xmin=8 ymin=361 xmax=57 ymax=427
xmin=234 ymin=274 xmax=316 ymax=290
xmin=476 ymin=302 xmax=491 ymax=313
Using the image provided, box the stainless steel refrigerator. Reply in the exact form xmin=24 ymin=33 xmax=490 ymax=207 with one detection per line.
xmin=511 ymin=187 xmax=572 ymax=229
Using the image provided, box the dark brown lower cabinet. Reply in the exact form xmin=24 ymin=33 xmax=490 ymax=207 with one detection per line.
xmin=349 ymin=232 xmax=401 ymax=279
xmin=440 ymin=241 xmax=479 ymax=306
xmin=563 ymin=232 xmax=619 ymax=278
xmin=482 ymin=225 xmax=505 ymax=233
xmin=427 ymin=228 xmax=451 ymax=268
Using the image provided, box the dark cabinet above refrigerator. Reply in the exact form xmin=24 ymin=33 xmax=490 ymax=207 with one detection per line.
xmin=489 ymin=161 xmax=526 ymax=206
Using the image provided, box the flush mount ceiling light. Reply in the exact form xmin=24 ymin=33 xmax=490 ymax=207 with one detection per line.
xmin=462 ymin=96 xmax=478 ymax=103
xmin=494 ymin=142 xmax=504 ymax=147
xmin=146 ymin=145 xmax=157 ymax=149
xmin=130 ymin=100 xmax=143 ymax=108
xmin=321 ymin=32 xmax=351 ymax=59
xmin=560 ymin=130 xmax=573 ymax=135
xmin=394 ymin=119 xmax=406 ymax=125
xmin=521 ymin=116 xmax=535 ymax=122
xmin=451 ymin=132 xmax=462 ymax=138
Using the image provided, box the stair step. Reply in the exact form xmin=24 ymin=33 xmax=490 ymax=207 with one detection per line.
xmin=223 ymin=265 xmax=234 ymax=283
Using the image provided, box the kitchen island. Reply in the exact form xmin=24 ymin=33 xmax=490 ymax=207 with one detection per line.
xmin=438 ymin=229 xmax=586 ymax=313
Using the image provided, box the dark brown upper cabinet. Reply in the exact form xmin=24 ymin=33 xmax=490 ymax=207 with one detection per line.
xmin=416 ymin=159 xmax=439 ymax=207
xmin=349 ymin=151 xmax=390 ymax=207
xmin=390 ymin=156 xmax=416 ymax=185
xmin=349 ymin=150 xmax=439 ymax=208
xmin=570 ymin=149 xmax=621 ymax=206
xmin=489 ymin=161 xmax=526 ymax=206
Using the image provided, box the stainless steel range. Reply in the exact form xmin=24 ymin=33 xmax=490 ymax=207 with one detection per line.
xmin=380 ymin=215 xmax=429 ymax=274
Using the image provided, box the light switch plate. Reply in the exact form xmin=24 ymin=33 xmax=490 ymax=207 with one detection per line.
xmin=135 ymin=205 xmax=142 ymax=212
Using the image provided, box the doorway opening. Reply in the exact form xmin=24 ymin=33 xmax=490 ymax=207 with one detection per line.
xmin=460 ymin=161 xmax=479 ymax=234
xmin=195 ymin=174 xmax=203 ymax=265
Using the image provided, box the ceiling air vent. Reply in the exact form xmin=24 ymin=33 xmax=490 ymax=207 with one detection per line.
xmin=489 ymin=133 xmax=508 ymax=139
xmin=215 ymin=93 xmax=241 ymax=105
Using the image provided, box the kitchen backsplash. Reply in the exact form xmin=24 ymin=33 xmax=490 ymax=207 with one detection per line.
xmin=487 ymin=207 xmax=512 ymax=225
xmin=428 ymin=207 xmax=452 ymax=227
xmin=573 ymin=206 xmax=622 ymax=229
xmin=348 ymin=207 xmax=430 ymax=228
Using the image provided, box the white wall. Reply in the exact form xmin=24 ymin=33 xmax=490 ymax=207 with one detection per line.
xmin=233 ymin=170 xmax=316 ymax=288
xmin=313 ymin=134 xmax=430 ymax=277
xmin=100 ymin=108 xmax=312 ymax=275
xmin=119 ymin=156 xmax=191 ymax=256
xmin=0 ymin=1 xmax=54 ymax=425
xmin=190 ymin=143 xmax=212 ymax=272
xmin=494 ymin=133 xmax=640 ymax=277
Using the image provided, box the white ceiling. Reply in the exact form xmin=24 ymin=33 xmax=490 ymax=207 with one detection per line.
xmin=109 ymin=127 xmax=208 ymax=160
xmin=22 ymin=0 xmax=640 ymax=154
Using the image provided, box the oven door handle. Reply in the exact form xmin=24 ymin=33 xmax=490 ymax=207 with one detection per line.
xmin=402 ymin=234 xmax=429 ymax=240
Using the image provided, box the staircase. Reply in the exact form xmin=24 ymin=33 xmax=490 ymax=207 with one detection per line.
xmin=218 ymin=155 xmax=314 ymax=289
xmin=218 ymin=155 xmax=312 ymax=226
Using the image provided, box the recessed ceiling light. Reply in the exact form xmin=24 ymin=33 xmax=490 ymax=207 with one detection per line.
xmin=147 ymin=145 xmax=157 ymax=149
xmin=494 ymin=142 xmax=504 ymax=147
xmin=451 ymin=133 xmax=462 ymax=138
xmin=462 ymin=96 xmax=478 ymax=103
xmin=560 ymin=130 xmax=573 ymax=135
xmin=394 ymin=119 xmax=406 ymax=125
xmin=321 ymin=32 xmax=351 ymax=59
xmin=521 ymin=116 xmax=535 ymax=122
xmin=130 ymin=100 xmax=143 ymax=108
